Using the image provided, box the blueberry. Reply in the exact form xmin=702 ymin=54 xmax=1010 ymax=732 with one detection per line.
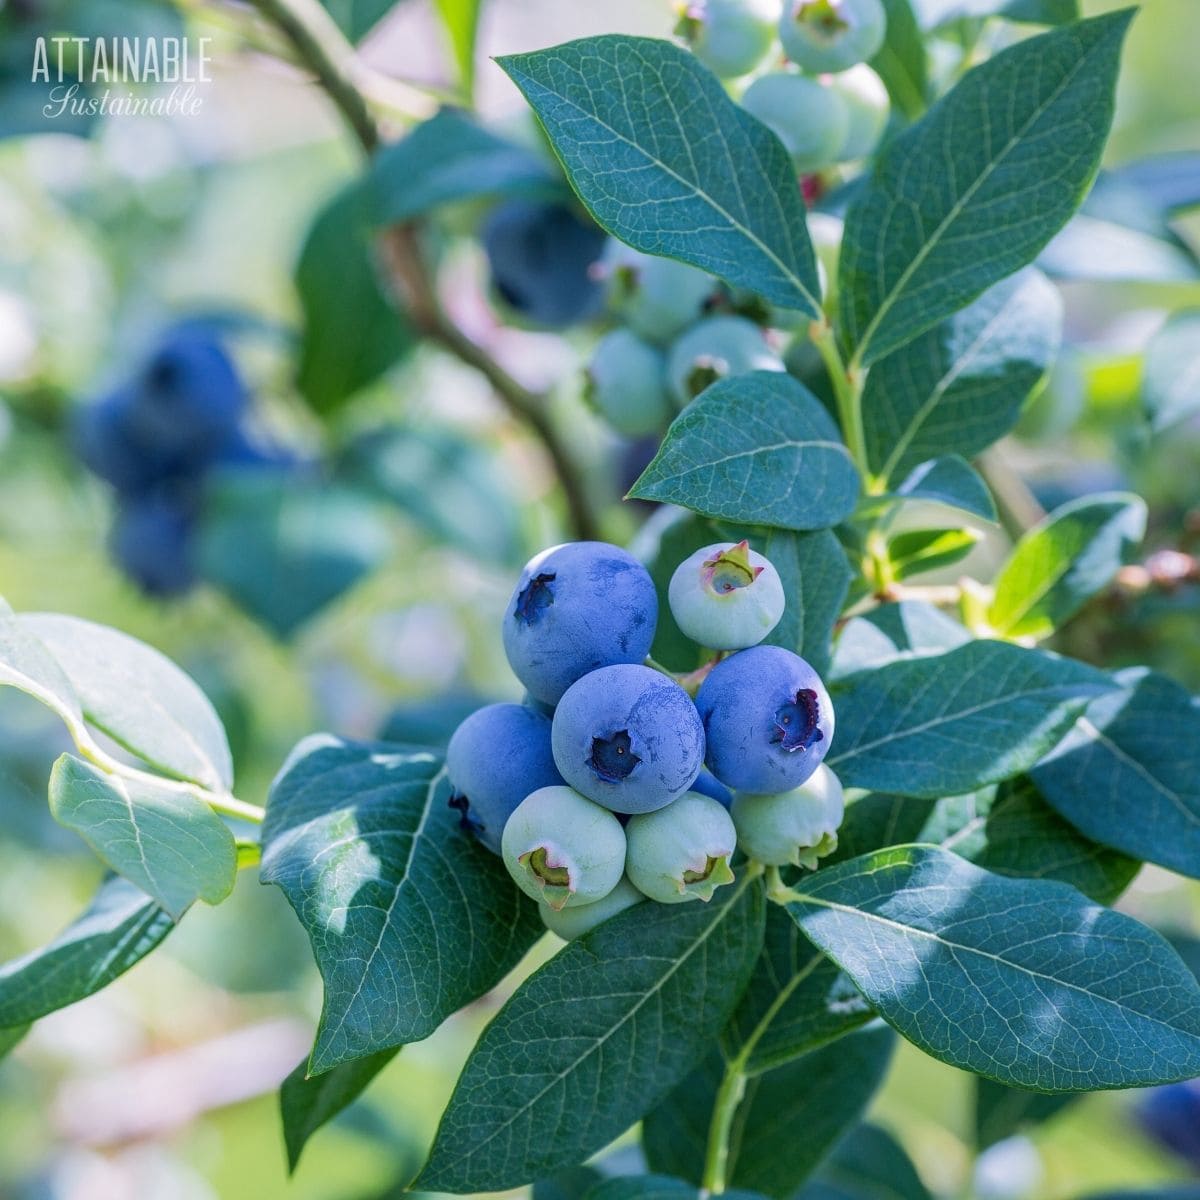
xmin=551 ymin=663 xmax=705 ymax=814
xmin=603 ymin=242 xmax=720 ymax=345
xmin=539 ymin=876 xmax=645 ymax=940
xmin=626 ymin=792 xmax=737 ymax=903
xmin=503 ymin=541 xmax=659 ymax=706
xmin=110 ymin=488 xmax=198 ymax=597
xmin=73 ymin=386 xmax=174 ymax=493
xmin=501 ymin=785 xmax=627 ymax=910
xmin=690 ymin=767 xmax=734 ymax=810
xmin=667 ymin=316 xmax=784 ymax=407
xmin=446 ymin=703 xmax=565 ymax=855
xmin=779 ymin=0 xmax=887 ymax=74
xmin=676 ymin=0 xmax=782 ymax=79
xmin=669 ymin=540 xmax=786 ymax=651
xmin=1137 ymin=1080 xmax=1200 ymax=1170
xmin=731 ymin=762 xmax=844 ymax=866
xmin=695 ymin=644 xmax=834 ymax=793
xmin=482 ymin=199 xmax=607 ymax=328
xmin=740 ymin=71 xmax=850 ymax=172
xmin=828 ymin=64 xmax=889 ymax=160
xmin=585 ymin=329 xmax=673 ymax=438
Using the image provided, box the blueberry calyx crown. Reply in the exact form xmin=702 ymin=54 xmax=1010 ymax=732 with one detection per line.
xmin=796 ymin=0 xmax=850 ymax=36
xmin=684 ymin=357 xmax=726 ymax=399
xmin=515 ymin=572 xmax=556 ymax=624
xmin=683 ymin=855 xmax=727 ymax=885
xmin=525 ymin=846 xmax=570 ymax=887
xmin=772 ymin=688 xmax=825 ymax=752
xmin=589 ymin=730 xmax=642 ymax=781
xmin=702 ymin=540 xmax=763 ymax=594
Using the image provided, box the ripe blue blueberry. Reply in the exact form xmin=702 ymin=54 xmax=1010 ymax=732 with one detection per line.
xmin=503 ymin=541 xmax=658 ymax=706
xmin=539 ymin=875 xmax=645 ymax=940
xmin=604 ymin=242 xmax=719 ymax=345
xmin=482 ymin=199 xmax=607 ymax=329
xmin=828 ymin=64 xmax=889 ymax=160
xmin=690 ymin=767 xmax=734 ymax=810
xmin=501 ymin=785 xmax=627 ymax=910
xmin=779 ymin=0 xmax=887 ymax=74
xmin=669 ymin=540 xmax=786 ymax=650
xmin=730 ymin=763 xmax=844 ymax=867
xmin=585 ymin=329 xmax=673 ymax=438
xmin=446 ymin=703 xmax=565 ymax=854
xmin=677 ymin=0 xmax=782 ymax=79
xmin=740 ymin=72 xmax=850 ymax=172
xmin=667 ymin=316 xmax=784 ymax=407
xmin=551 ymin=664 xmax=705 ymax=814
xmin=625 ymin=792 xmax=737 ymax=903
xmin=110 ymin=489 xmax=198 ymax=597
xmin=695 ymin=644 xmax=834 ymax=793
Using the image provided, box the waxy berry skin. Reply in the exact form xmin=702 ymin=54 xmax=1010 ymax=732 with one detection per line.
xmin=446 ymin=703 xmax=564 ymax=854
xmin=503 ymin=542 xmax=659 ymax=706
xmin=586 ymin=329 xmax=673 ymax=438
xmin=695 ymin=645 xmax=834 ymax=794
xmin=539 ymin=876 xmax=645 ymax=940
xmin=778 ymin=0 xmax=887 ymax=75
xmin=625 ymin=792 xmax=737 ymax=903
xmin=668 ymin=541 xmax=786 ymax=651
xmin=740 ymin=71 xmax=850 ymax=172
xmin=551 ymin=664 xmax=705 ymax=815
xmin=667 ymin=317 xmax=785 ymax=407
xmin=730 ymin=763 xmax=845 ymax=867
xmin=676 ymin=0 xmax=782 ymax=80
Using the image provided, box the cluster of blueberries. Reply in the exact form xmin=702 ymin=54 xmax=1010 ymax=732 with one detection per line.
xmin=72 ymin=323 xmax=289 ymax=597
xmin=446 ymin=539 xmax=844 ymax=939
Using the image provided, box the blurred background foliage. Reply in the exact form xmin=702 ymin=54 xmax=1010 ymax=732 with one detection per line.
xmin=0 ymin=0 xmax=1198 ymax=1197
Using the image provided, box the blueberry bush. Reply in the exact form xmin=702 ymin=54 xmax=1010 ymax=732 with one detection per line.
xmin=2 ymin=0 xmax=1200 ymax=1197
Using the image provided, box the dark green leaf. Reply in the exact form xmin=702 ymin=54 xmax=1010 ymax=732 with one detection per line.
xmin=893 ymin=456 xmax=997 ymax=522
xmin=498 ymin=36 xmax=822 ymax=315
xmin=1070 ymin=1190 xmax=1200 ymax=1200
xmin=839 ymin=13 xmax=1131 ymax=365
xmin=295 ymin=184 xmax=412 ymax=414
xmin=888 ymin=528 xmax=980 ymax=581
xmin=416 ymin=874 xmax=765 ymax=1192
xmin=629 ymin=374 xmax=860 ymax=531
xmin=861 ymin=269 xmax=1061 ymax=487
xmin=49 ymin=755 xmax=236 ymax=919
xmin=830 ymin=600 xmax=970 ymax=679
xmin=1032 ymin=669 xmax=1200 ymax=878
xmin=828 ymin=641 xmax=1113 ymax=797
xmin=987 ymin=493 xmax=1147 ymax=639
xmin=643 ymin=1026 xmax=895 ymax=1196
xmin=261 ymin=736 xmax=541 ymax=1075
xmin=533 ymin=1165 xmax=605 ymax=1200
xmin=319 ymin=0 xmax=398 ymax=42
xmin=281 ymin=1046 xmax=399 ymax=1171
xmin=827 ymin=793 xmax=935 ymax=867
xmin=0 ymin=875 xmax=172 ymax=1026
xmin=871 ymin=0 xmax=928 ymax=120
xmin=724 ymin=904 xmax=874 ymax=1073
xmin=20 ymin=614 xmax=232 ymax=792
xmin=796 ymin=1122 xmax=932 ymax=1200
xmin=974 ymin=1076 xmax=1077 ymax=1150
xmin=787 ymin=844 xmax=1200 ymax=1091
xmin=1143 ymin=310 xmax=1200 ymax=432
xmin=369 ymin=108 xmax=563 ymax=226
xmin=585 ymin=1178 xmax=763 ymax=1200
xmin=0 ymin=1025 xmax=27 ymax=1060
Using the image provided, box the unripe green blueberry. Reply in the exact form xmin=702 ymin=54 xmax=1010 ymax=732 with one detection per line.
xmin=626 ymin=792 xmax=737 ymax=904
xmin=502 ymin=785 xmax=627 ymax=910
xmin=740 ymin=71 xmax=849 ymax=173
xmin=585 ymin=329 xmax=673 ymax=438
xmin=676 ymin=0 xmax=783 ymax=80
xmin=807 ymin=211 xmax=844 ymax=305
xmin=669 ymin=540 xmax=786 ymax=650
xmin=604 ymin=242 xmax=719 ymax=345
xmin=667 ymin=315 xmax=785 ymax=407
xmin=539 ymin=876 xmax=645 ymax=940
xmin=778 ymin=0 xmax=886 ymax=74
xmin=828 ymin=64 xmax=889 ymax=160
xmin=730 ymin=763 xmax=844 ymax=867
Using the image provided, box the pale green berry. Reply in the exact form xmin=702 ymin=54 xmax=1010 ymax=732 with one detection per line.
xmin=539 ymin=876 xmax=645 ymax=940
xmin=828 ymin=64 xmax=889 ymax=160
xmin=626 ymin=792 xmax=737 ymax=904
xmin=676 ymin=0 xmax=783 ymax=80
xmin=779 ymin=0 xmax=887 ymax=74
xmin=501 ymin=785 xmax=627 ymax=910
xmin=740 ymin=71 xmax=849 ymax=172
xmin=731 ymin=763 xmax=845 ymax=868
xmin=667 ymin=315 xmax=785 ymax=407
xmin=585 ymin=329 xmax=673 ymax=438
xmin=603 ymin=241 xmax=719 ymax=345
xmin=669 ymin=540 xmax=786 ymax=650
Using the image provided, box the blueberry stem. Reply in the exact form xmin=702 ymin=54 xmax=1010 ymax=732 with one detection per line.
xmin=810 ymin=318 xmax=867 ymax=477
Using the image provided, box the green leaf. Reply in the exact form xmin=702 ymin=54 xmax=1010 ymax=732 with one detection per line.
xmin=826 ymin=793 xmax=935 ymax=867
xmin=432 ymin=0 xmax=481 ymax=98
xmin=830 ymin=600 xmax=970 ymax=679
xmin=724 ymin=904 xmax=874 ymax=1073
xmin=369 ymin=108 xmax=563 ymax=226
xmin=888 ymin=528 xmax=980 ymax=581
xmin=786 ymin=844 xmax=1200 ymax=1091
xmin=261 ymin=736 xmax=540 ymax=1075
xmin=416 ymin=874 xmax=766 ymax=1192
xmin=198 ymin=471 xmax=391 ymax=640
xmin=533 ymin=1165 xmax=605 ymax=1200
xmin=629 ymin=374 xmax=860 ymax=531
xmin=497 ymin=36 xmax=822 ymax=315
xmin=49 ymin=756 xmax=236 ymax=919
xmin=861 ymin=269 xmax=1061 ymax=487
xmin=0 ymin=601 xmax=86 ymax=734
xmin=295 ymin=183 xmax=412 ymax=414
xmin=1143 ymin=310 xmax=1200 ymax=432
xmin=20 ymin=614 xmax=232 ymax=792
xmin=0 ymin=875 xmax=173 ymax=1027
xmin=828 ymin=641 xmax=1113 ymax=797
xmin=338 ymin=426 xmax=523 ymax=566
xmin=924 ymin=777 xmax=1140 ymax=904
xmin=281 ymin=1046 xmax=399 ymax=1171
xmin=871 ymin=0 xmax=928 ymax=120
xmin=0 ymin=1025 xmax=28 ymax=1060
xmin=796 ymin=1122 xmax=932 ymax=1200
xmin=1031 ymin=669 xmax=1200 ymax=878
xmin=1069 ymin=1190 xmax=1200 ymax=1200
xmin=319 ymin=0 xmax=399 ymax=42
xmin=839 ymin=13 xmax=1131 ymax=365
xmin=893 ymin=456 xmax=997 ymax=522
xmin=585 ymin=1179 xmax=763 ymax=1200
xmin=643 ymin=1026 xmax=895 ymax=1196
xmin=987 ymin=493 xmax=1147 ymax=639
xmin=974 ymin=1077 xmax=1076 ymax=1150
